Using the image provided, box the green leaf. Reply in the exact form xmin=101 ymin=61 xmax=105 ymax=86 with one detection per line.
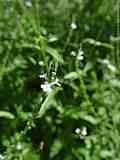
xmin=100 ymin=150 xmax=114 ymax=158
xmin=64 ymin=72 xmax=78 ymax=80
xmin=110 ymin=79 xmax=120 ymax=89
xmin=79 ymin=114 xmax=98 ymax=125
xmin=82 ymin=38 xmax=114 ymax=50
xmin=64 ymin=108 xmax=98 ymax=125
xmin=37 ymin=87 xmax=62 ymax=118
xmin=45 ymin=46 xmax=64 ymax=64
xmin=28 ymin=57 xmax=37 ymax=65
xmin=83 ymin=62 xmax=93 ymax=73
xmin=50 ymin=140 xmax=63 ymax=158
xmin=22 ymin=43 xmax=40 ymax=50
xmin=0 ymin=111 xmax=15 ymax=119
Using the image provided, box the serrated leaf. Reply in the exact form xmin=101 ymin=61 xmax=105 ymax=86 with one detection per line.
xmin=0 ymin=111 xmax=15 ymax=119
xmin=45 ymin=46 xmax=64 ymax=64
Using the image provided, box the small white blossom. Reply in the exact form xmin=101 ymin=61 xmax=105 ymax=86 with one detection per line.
xmin=16 ymin=142 xmax=23 ymax=150
xmin=70 ymin=51 xmax=76 ymax=56
xmin=81 ymin=127 xmax=87 ymax=136
xmin=75 ymin=128 xmax=81 ymax=134
xmin=0 ymin=154 xmax=4 ymax=160
xmin=75 ymin=127 xmax=87 ymax=139
xmin=78 ymin=55 xmax=84 ymax=60
xmin=41 ymin=82 xmax=52 ymax=93
xmin=51 ymin=71 xmax=57 ymax=80
xmin=77 ymin=48 xmax=84 ymax=60
xmin=70 ymin=22 xmax=77 ymax=30
xmin=78 ymin=48 xmax=84 ymax=56
xmin=25 ymin=0 xmax=32 ymax=8
xmin=38 ymin=74 xmax=47 ymax=79
xmin=38 ymin=61 xmax=44 ymax=66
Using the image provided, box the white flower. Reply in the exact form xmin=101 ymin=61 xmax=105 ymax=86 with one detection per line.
xmin=78 ymin=48 xmax=84 ymax=56
xmin=51 ymin=71 xmax=57 ymax=80
xmin=78 ymin=55 xmax=84 ymax=60
xmin=16 ymin=142 xmax=23 ymax=150
xmin=75 ymin=128 xmax=81 ymax=134
xmin=40 ymin=77 xmax=61 ymax=93
xmin=77 ymin=48 xmax=84 ymax=60
xmin=38 ymin=61 xmax=44 ymax=66
xmin=81 ymin=127 xmax=87 ymax=136
xmin=0 ymin=154 xmax=4 ymax=160
xmin=70 ymin=22 xmax=77 ymax=30
xmin=70 ymin=51 xmax=76 ymax=56
xmin=75 ymin=127 xmax=87 ymax=139
xmin=38 ymin=74 xmax=47 ymax=79
xmin=41 ymin=82 xmax=52 ymax=93
xmin=25 ymin=0 xmax=32 ymax=8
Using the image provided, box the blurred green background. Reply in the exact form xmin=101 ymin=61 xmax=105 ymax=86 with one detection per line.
xmin=0 ymin=0 xmax=120 ymax=159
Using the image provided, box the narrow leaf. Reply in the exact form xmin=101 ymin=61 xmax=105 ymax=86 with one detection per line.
xmin=50 ymin=140 xmax=63 ymax=158
xmin=83 ymin=62 xmax=93 ymax=73
xmin=64 ymin=108 xmax=98 ymax=125
xmin=0 ymin=111 xmax=15 ymax=119
xmin=37 ymin=87 xmax=62 ymax=118
xmin=45 ymin=46 xmax=64 ymax=64
xmin=64 ymin=72 xmax=78 ymax=80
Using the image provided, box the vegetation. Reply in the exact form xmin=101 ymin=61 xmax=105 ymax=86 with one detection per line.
xmin=0 ymin=0 xmax=119 ymax=159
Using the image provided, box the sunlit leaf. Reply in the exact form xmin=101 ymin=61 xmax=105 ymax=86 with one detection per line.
xmin=0 ymin=111 xmax=15 ymax=119
xmin=64 ymin=72 xmax=78 ymax=80
xmin=50 ymin=139 xmax=63 ymax=158
xmin=45 ymin=46 xmax=64 ymax=64
xmin=83 ymin=62 xmax=93 ymax=73
xmin=37 ymin=87 xmax=62 ymax=118
xmin=64 ymin=108 xmax=98 ymax=125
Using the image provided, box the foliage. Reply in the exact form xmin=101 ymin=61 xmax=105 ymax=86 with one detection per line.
xmin=0 ymin=0 xmax=119 ymax=160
